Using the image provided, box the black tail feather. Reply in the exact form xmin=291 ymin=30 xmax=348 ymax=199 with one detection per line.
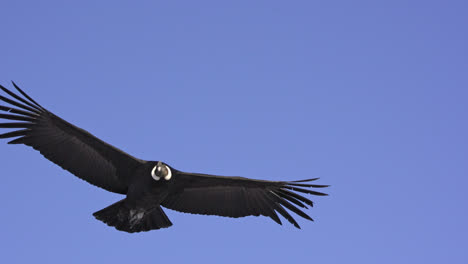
xmin=93 ymin=199 xmax=173 ymax=233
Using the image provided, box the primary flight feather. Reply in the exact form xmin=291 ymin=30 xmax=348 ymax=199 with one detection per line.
xmin=0 ymin=82 xmax=328 ymax=233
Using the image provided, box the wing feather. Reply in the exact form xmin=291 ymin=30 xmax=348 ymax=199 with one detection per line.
xmin=0 ymin=83 xmax=144 ymax=194
xmin=162 ymin=172 xmax=327 ymax=228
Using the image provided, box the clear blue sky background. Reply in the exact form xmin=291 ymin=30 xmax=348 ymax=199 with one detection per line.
xmin=0 ymin=1 xmax=466 ymax=263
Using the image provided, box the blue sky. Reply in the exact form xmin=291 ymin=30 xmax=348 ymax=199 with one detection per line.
xmin=0 ymin=1 xmax=467 ymax=263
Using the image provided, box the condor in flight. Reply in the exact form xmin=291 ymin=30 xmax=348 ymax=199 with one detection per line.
xmin=0 ymin=82 xmax=328 ymax=233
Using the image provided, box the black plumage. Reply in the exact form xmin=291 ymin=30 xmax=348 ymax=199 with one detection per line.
xmin=0 ymin=82 xmax=328 ymax=233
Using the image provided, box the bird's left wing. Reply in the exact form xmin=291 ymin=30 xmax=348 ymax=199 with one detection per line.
xmin=162 ymin=171 xmax=328 ymax=228
xmin=0 ymin=82 xmax=144 ymax=194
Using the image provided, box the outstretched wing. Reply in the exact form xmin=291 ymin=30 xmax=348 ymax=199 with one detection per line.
xmin=162 ymin=172 xmax=328 ymax=228
xmin=0 ymin=82 xmax=144 ymax=194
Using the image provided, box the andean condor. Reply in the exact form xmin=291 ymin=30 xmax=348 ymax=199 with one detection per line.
xmin=0 ymin=82 xmax=328 ymax=233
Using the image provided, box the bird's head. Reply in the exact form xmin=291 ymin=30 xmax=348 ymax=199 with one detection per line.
xmin=151 ymin=161 xmax=172 ymax=181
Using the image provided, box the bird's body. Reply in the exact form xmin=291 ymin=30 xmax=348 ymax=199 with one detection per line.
xmin=0 ymin=82 xmax=328 ymax=233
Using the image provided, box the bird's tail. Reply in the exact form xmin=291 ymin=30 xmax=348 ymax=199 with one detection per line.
xmin=93 ymin=199 xmax=172 ymax=233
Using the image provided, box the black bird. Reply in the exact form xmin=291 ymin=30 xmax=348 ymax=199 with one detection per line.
xmin=0 ymin=82 xmax=328 ymax=233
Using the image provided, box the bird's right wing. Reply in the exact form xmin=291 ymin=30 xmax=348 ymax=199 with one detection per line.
xmin=0 ymin=82 xmax=144 ymax=194
xmin=162 ymin=172 xmax=328 ymax=228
